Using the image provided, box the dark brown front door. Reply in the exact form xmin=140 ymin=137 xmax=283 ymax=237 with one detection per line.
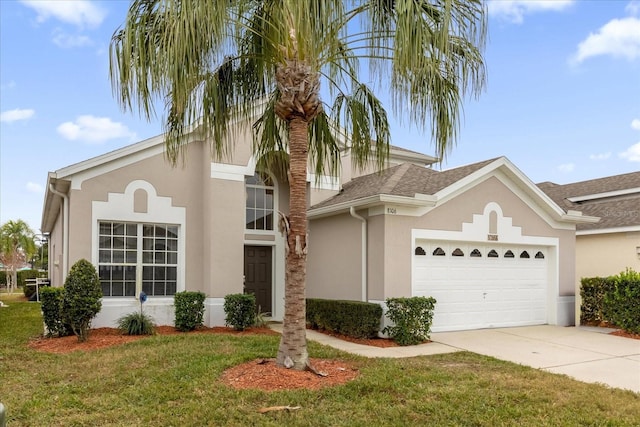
xmin=244 ymin=246 xmax=272 ymax=314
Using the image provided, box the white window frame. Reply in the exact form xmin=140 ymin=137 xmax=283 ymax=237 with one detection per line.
xmin=245 ymin=172 xmax=277 ymax=233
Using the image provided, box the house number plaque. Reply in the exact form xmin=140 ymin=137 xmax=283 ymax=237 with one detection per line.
xmin=487 ymin=234 xmax=498 ymax=241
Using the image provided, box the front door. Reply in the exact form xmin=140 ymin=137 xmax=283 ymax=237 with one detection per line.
xmin=244 ymin=246 xmax=272 ymax=314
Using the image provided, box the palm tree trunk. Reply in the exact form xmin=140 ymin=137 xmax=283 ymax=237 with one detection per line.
xmin=276 ymin=116 xmax=309 ymax=370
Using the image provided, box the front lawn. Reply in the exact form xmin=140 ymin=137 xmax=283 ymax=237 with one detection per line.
xmin=1 ymin=298 xmax=638 ymax=426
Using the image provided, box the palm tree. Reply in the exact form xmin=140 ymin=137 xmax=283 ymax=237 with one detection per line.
xmin=110 ymin=0 xmax=486 ymax=370
xmin=0 ymin=220 xmax=36 ymax=294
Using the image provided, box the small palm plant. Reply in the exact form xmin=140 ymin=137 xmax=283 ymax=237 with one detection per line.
xmin=117 ymin=291 xmax=155 ymax=335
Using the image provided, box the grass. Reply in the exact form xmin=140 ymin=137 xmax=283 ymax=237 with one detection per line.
xmin=1 ymin=296 xmax=639 ymax=427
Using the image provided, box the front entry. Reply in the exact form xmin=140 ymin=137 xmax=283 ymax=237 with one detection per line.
xmin=244 ymin=246 xmax=273 ymax=314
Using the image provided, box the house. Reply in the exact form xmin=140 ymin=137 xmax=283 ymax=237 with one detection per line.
xmin=41 ymin=127 xmax=598 ymax=331
xmin=306 ymin=158 xmax=598 ymax=332
xmin=538 ymin=172 xmax=640 ymax=323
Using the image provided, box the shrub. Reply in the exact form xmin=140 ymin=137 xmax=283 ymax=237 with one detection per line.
xmin=117 ymin=312 xmax=155 ymax=335
xmin=306 ymin=299 xmax=382 ymax=339
xmin=224 ymin=293 xmax=255 ymax=331
xmin=580 ymin=276 xmax=614 ymax=325
xmin=62 ymin=259 xmax=103 ymax=342
xmin=254 ymin=306 xmax=271 ymax=328
xmin=40 ymin=287 xmax=72 ymax=337
xmin=383 ymin=296 xmax=437 ymax=346
xmin=603 ymin=269 xmax=640 ymax=334
xmin=174 ymin=291 xmax=206 ymax=332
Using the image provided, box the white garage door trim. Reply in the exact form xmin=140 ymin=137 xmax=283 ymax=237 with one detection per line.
xmin=414 ymin=241 xmax=551 ymax=332
xmin=410 ymin=202 xmax=560 ymax=331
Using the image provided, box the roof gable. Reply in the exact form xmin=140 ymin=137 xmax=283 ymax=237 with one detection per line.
xmin=309 ymin=156 xmax=598 ymax=228
xmin=538 ymin=171 xmax=640 ymax=232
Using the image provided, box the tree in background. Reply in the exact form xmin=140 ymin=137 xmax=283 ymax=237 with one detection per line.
xmin=110 ymin=0 xmax=486 ymax=370
xmin=0 ymin=220 xmax=36 ymax=293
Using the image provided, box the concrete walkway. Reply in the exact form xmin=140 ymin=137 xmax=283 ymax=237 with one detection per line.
xmin=272 ymin=325 xmax=640 ymax=393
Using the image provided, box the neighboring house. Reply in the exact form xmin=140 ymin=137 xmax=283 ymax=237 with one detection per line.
xmin=41 ymin=128 xmax=598 ymax=331
xmin=538 ymin=172 xmax=640 ymax=323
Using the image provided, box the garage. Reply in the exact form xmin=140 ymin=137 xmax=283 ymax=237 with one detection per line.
xmin=413 ymin=240 xmax=549 ymax=332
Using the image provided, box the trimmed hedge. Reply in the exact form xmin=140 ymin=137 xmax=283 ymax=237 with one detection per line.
xmin=383 ymin=296 xmax=437 ymax=346
xmin=603 ymin=269 xmax=640 ymax=334
xmin=580 ymin=276 xmax=614 ymax=325
xmin=306 ymin=298 xmax=382 ymax=339
xmin=40 ymin=287 xmax=71 ymax=337
xmin=224 ymin=293 xmax=256 ymax=331
xmin=174 ymin=291 xmax=206 ymax=332
xmin=581 ymin=269 xmax=640 ymax=334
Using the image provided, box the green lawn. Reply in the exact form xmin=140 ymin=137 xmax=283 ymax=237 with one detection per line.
xmin=1 ymin=296 xmax=639 ymax=426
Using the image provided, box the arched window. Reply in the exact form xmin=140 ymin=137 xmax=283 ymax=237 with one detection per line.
xmin=245 ymin=172 xmax=275 ymax=231
xmin=535 ymin=251 xmax=545 ymax=259
xmin=432 ymin=247 xmax=446 ymax=256
xmin=520 ymin=251 xmax=530 ymax=259
xmin=470 ymin=249 xmax=482 ymax=257
xmin=452 ymin=248 xmax=464 ymax=257
xmin=504 ymin=250 xmax=515 ymax=258
xmin=415 ymin=246 xmax=426 ymax=255
xmin=488 ymin=249 xmax=499 ymax=258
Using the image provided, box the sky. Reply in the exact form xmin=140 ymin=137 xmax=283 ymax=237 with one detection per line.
xmin=1 ymin=0 xmax=639 ymax=234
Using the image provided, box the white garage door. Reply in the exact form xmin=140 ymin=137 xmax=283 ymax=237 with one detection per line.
xmin=413 ymin=241 xmax=549 ymax=332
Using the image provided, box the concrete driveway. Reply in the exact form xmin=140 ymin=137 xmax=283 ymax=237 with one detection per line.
xmin=431 ymin=325 xmax=640 ymax=393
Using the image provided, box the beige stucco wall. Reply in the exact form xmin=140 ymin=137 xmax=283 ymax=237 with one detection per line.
xmin=307 ymin=212 xmax=364 ymax=300
xmin=66 ymin=140 xmax=213 ymax=294
xmin=48 ymin=206 xmax=64 ymax=287
xmin=576 ymin=232 xmax=640 ymax=280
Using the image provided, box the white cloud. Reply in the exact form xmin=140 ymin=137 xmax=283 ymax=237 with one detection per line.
xmin=627 ymin=1 xmax=640 ymax=16
xmin=57 ymin=115 xmax=136 ymax=144
xmin=52 ymin=28 xmax=93 ymax=48
xmin=571 ymin=17 xmax=640 ymax=64
xmin=0 ymin=108 xmax=35 ymax=123
xmin=557 ymin=163 xmax=575 ymax=173
xmin=589 ymin=152 xmax=611 ymax=160
xmin=20 ymin=0 xmax=106 ymax=28
xmin=619 ymin=142 xmax=640 ymax=161
xmin=26 ymin=182 xmax=44 ymax=194
xmin=488 ymin=0 xmax=574 ymax=24
xmin=632 ymin=118 xmax=640 ymax=130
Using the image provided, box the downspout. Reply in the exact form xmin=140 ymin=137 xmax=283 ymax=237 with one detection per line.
xmin=49 ymin=184 xmax=69 ymax=284
xmin=349 ymin=207 xmax=367 ymax=302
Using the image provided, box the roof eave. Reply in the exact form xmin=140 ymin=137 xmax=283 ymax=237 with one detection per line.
xmin=308 ymin=194 xmax=437 ymax=219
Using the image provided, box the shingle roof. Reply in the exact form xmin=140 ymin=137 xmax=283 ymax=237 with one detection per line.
xmin=311 ymin=158 xmax=498 ymax=209
xmin=537 ymin=171 xmax=640 ymax=231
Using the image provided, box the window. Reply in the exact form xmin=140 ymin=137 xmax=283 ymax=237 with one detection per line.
xmin=415 ymin=246 xmax=426 ymax=255
xmin=432 ymin=247 xmax=446 ymax=256
xmin=470 ymin=249 xmax=482 ymax=257
xmin=246 ymin=172 xmax=274 ymax=231
xmin=99 ymin=222 xmax=179 ymax=297
xmin=504 ymin=250 xmax=515 ymax=258
xmin=488 ymin=249 xmax=499 ymax=258
xmin=535 ymin=251 xmax=545 ymax=259
xmin=452 ymin=248 xmax=464 ymax=257
xmin=520 ymin=251 xmax=530 ymax=259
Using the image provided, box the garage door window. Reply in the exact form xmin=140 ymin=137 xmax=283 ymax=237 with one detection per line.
xmin=488 ymin=249 xmax=499 ymax=258
xmin=520 ymin=251 xmax=530 ymax=258
xmin=535 ymin=251 xmax=545 ymax=259
xmin=470 ymin=249 xmax=482 ymax=257
xmin=433 ymin=247 xmax=445 ymax=256
xmin=415 ymin=246 xmax=426 ymax=255
xmin=452 ymin=248 xmax=464 ymax=256
xmin=504 ymin=250 xmax=515 ymax=258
